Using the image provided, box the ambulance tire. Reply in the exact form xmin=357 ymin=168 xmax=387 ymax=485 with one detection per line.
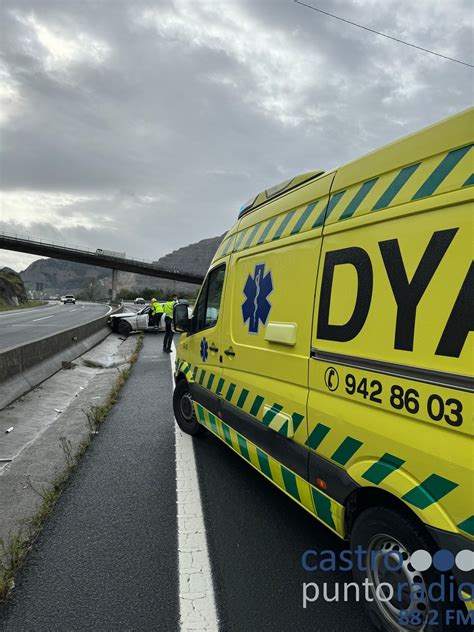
xmin=350 ymin=506 xmax=469 ymax=632
xmin=117 ymin=319 xmax=131 ymax=336
xmin=173 ymin=379 xmax=202 ymax=436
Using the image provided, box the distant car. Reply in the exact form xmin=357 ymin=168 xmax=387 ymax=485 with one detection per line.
xmin=63 ymin=295 xmax=76 ymax=304
xmin=134 ymin=297 xmax=146 ymax=305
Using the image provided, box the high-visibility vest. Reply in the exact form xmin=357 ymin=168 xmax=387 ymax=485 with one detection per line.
xmin=164 ymin=301 xmax=174 ymax=317
xmin=153 ymin=302 xmax=164 ymax=314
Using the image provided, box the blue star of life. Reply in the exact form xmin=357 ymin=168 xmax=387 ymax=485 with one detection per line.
xmin=200 ymin=337 xmax=209 ymax=362
xmin=242 ymin=263 xmax=273 ymax=334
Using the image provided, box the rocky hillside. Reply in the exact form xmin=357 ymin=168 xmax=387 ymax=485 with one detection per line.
xmin=0 ymin=267 xmax=28 ymax=306
xmin=19 ymin=234 xmax=225 ymax=298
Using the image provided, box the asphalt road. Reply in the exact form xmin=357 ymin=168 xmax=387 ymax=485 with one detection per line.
xmin=0 ymin=302 xmax=111 ymax=349
xmin=0 ymin=335 xmax=371 ymax=632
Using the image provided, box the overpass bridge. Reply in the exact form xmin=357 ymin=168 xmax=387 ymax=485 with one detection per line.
xmin=0 ymin=232 xmax=205 ymax=299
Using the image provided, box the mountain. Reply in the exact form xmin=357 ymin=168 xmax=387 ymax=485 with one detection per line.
xmin=0 ymin=267 xmax=28 ymax=306
xmin=18 ymin=234 xmax=225 ymax=299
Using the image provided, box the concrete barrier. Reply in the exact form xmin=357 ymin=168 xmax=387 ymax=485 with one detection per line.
xmin=0 ymin=307 xmax=120 ymax=410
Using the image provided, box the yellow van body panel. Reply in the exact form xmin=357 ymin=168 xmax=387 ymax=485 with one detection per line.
xmin=176 ymin=108 xmax=473 ymax=548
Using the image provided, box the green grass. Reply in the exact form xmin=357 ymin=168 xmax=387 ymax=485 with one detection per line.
xmin=0 ymin=334 xmax=144 ymax=605
xmin=0 ymin=300 xmax=48 ymax=312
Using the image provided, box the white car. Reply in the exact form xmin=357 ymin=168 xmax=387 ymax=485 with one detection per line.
xmin=134 ymin=297 xmax=146 ymax=305
xmin=63 ymin=295 xmax=76 ymax=304
xmin=108 ymin=304 xmax=166 ymax=336
xmin=108 ymin=302 xmax=191 ymax=336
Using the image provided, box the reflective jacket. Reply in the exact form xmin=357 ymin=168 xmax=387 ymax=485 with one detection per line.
xmin=164 ymin=301 xmax=174 ymax=317
xmin=153 ymin=302 xmax=164 ymax=314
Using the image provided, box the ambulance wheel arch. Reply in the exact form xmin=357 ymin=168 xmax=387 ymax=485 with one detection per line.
xmin=344 ymin=484 xmax=437 ymax=543
xmin=345 ymin=460 xmax=460 ymax=536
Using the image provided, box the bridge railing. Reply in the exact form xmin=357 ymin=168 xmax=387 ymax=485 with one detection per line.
xmin=0 ymin=231 xmax=184 ymax=273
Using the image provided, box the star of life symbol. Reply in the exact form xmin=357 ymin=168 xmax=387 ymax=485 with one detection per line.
xmin=200 ymin=337 xmax=209 ymax=362
xmin=242 ymin=263 xmax=273 ymax=334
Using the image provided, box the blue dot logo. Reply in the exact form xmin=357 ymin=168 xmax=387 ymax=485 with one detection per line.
xmin=433 ymin=549 xmax=455 ymax=572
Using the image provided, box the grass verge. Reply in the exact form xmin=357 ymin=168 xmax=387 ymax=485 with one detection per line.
xmin=0 ymin=300 xmax=48 ymax=312
xmin=0 ymin=334 xmax=144 ymax=605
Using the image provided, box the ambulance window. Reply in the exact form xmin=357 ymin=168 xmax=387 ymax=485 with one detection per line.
xmin=194 ymin=265 xmax=225 ymax=332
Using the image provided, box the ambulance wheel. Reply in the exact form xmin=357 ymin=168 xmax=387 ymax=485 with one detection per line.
xmin=173 ymin=380 xmax=201 ymax=436
xmin=117 ymin=320 xmax=131 ymax=336
xmin=350 ymin=507 xmax=468 ymax=632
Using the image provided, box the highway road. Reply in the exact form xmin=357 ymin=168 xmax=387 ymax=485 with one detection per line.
xmin=0 ymin=302 xmax=112 ymax=350
xmin=0 ymin=335 xmax=371 ymax=632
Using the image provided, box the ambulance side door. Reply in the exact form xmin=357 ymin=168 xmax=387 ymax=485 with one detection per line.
xmin=184 ymin=263 xmax=227 ymax=412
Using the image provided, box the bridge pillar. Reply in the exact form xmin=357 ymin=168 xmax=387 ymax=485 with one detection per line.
xmin=111 ymin=269 xmax=118 ymax=302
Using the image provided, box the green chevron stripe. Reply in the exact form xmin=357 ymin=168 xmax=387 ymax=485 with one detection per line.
xmin=206 ymin=373 xmax=215 ymax=390
xmin=237 ymin=434 xmax=250 ymax=461
xmin=237 ymin=388 xmax=249 ymax=408
xmin=457 ymin=516 xmax=474 ymax=537
xmin=272 ymin=210 xmax=297 ymax=240
xmin=192 ymin=366 xmax=198 ymax=380
xmin=222 ymin=422 xmax=233 ymax=446
xmin=208 ymin=413 xmax=218 ymax=434
xmin=291 ymin=201 xmax=318 ymax=234
xmin=256 ymin=217 xmax=277 ymax=244
xmin=196 ymin=404 xmax=205 ymax=423
xmin=250 ymin=395 xmax=265 ymax=417
xmin=183 ymin=364 xmax=190 ymax=375
xmin=402 ymin=474 xmax=458 ymax=509
xmin=413 ymin=144 xmax=472 ymax=199
xmin=331 ymin=436 xmax=363 ymax=466
xmin=256 ymin=448 xmax=272 ymax=479
xmin=198 ymin=369 xmax=206 ymax=385
xmin=262 ymin=403 xmax=284 ymax=426
xmin=362 ymin=453 xmax=405 ymax=485
xmin=216 ymin=377 xmax=225 ymax=396
xmin=339 ymin=178 xmax=378 ymax=220
xmin=291 ymin=413 xmax=305 ymax=433
xmin=225 ymin=383 xmax=236 ymax=402
xmin=372 ymin=163 xmax=421 ymax=210
xmin=222 ymin=236 xmax=235 ymax=255
xmin=463 ymin=173 xmax=474 ymax=187
xmin=233 ymin=228 xmax=249 ymax=252
xmin=311 ymin=487 xmax=336 ymax=529
xmin=244 ymin=223 xmax=262 ymax=249
xmin=281 ymin=466 xmax=300 ymax=501
xmin=313 ymin=191 xmax=346 ymax=227
xmin=306 ymin=423 xmax=331 ymax=450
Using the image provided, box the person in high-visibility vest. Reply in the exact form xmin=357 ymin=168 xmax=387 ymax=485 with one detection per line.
xmin=163 ymin=295 xmax=178 ymax=352
xmin=150 ymin=298 xmax=164 ymax=329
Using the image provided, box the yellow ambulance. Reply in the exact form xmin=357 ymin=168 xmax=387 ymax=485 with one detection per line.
xmin=173 ymin=108 xmax=473 ymax=631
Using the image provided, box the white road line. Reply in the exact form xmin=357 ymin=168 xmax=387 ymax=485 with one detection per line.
xmin=170 ymin=344 xmax=219 ymax=632
xmin=32 ymin=315 xmax=55 ymax=322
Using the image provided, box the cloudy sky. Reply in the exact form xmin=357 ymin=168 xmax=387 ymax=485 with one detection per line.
xmin=1 ymin=0 xmax=472 ymax=272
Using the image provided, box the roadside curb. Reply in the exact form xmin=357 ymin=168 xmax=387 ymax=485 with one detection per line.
xmin=0 ymin=334 xmax=143 ymax=604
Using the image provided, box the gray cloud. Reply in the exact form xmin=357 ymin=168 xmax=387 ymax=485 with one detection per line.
xmin=1 ymin=0 xmax=472 ymax=270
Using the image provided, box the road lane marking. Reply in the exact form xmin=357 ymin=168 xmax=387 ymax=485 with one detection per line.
xmin=32 ymin=315 xmax=55 ymax=321
xmin=170 ymin=344 xmax=219 ymax=632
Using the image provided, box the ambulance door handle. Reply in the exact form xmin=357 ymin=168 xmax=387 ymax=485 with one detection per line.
xmin=209 ymin=344 xmax=219 ymax=352
xmin=224 ymin=348 xmax=235 ymax=357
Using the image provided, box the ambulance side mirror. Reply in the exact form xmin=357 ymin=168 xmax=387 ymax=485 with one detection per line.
xmin=173 ymin=303 xmax=190 ymax=332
